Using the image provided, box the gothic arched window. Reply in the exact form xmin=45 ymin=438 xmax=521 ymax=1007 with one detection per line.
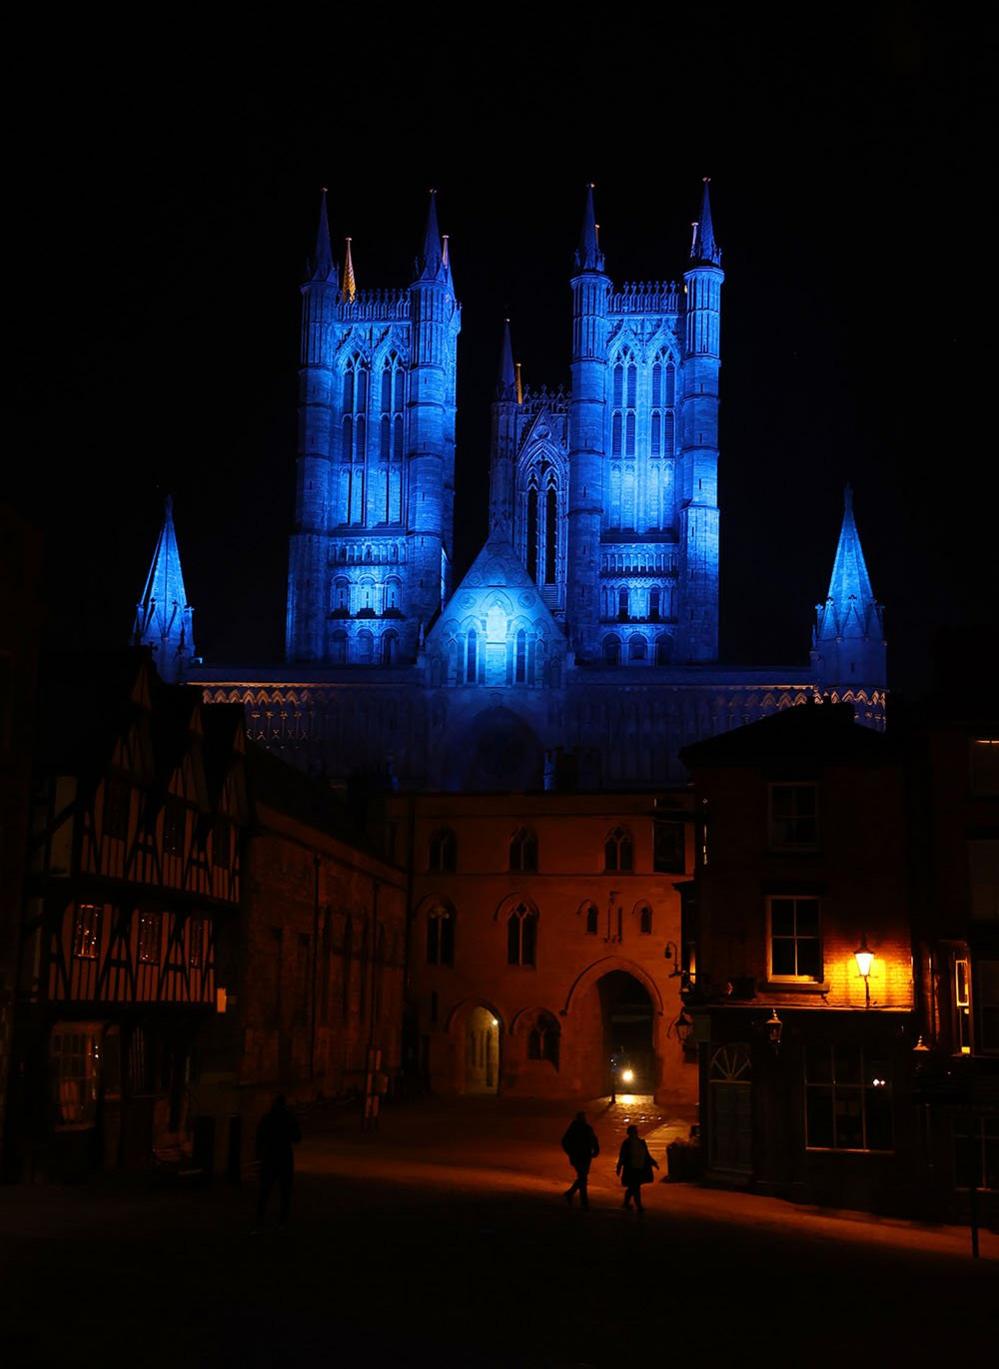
xmin=381 ymin=631 xmax=398 ymax=665
xmin=380 ymin=353 xmax=406 ymax=461
xmin=357 ymin=629 xmax=374 ymax=664
xmin=507 ymin=901 xmax=538 ymax=966
xmin=605 ymin=827 xmax=634 ymax=873
xmin=618 ymin=588 xmax=629 ymax=620
xmin=429 ymin=828 xmax=457 ymax=873
xmin=465 ymin=628 xmax=478 ymax=684
xmin=426 ymin=903 xmax=455 ymax=966
xmin=526 ymin=483 xmax=539 ymax=581
xmin=629 ymin=634 xmax=648 ymax=662
xmin=510 ymin=828 xmax=538 ymax=873
xmin=638 ymin=903 xmax=653 ymax=935
xmin=515 ymin=629 xmax=527 ymax=684
xmin=604 ymin=635 xmax=621 ymax=665
xmin=585 ymin=903 xmax=599 ymax=935
xmin=528 ymin=1011 xmax=560 ymax=1066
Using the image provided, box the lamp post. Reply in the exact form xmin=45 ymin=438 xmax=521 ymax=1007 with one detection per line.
xmin=854 ymin=937 xmax=874 ymax=1009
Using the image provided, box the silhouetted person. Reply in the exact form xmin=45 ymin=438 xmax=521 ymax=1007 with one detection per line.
xmin=561 ymin=1111 xmax=600 ymax=1207
xmin=616 ymin=1124 xmax=658 ymax=1214
xmin=255 ymin=1095 xmax=301 ymax=1230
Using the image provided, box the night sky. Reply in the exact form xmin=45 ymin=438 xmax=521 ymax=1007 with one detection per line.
xmin=11 ymin=11 xmax=997 ymax=694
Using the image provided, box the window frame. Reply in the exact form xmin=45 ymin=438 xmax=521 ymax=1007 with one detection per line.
xmin=804 ymin=1044 xmax=894 ymax=1153
xmin=768 ymin=782 xmax=820 ymax=851
xmin=766 ymin=895 xmax=823 ymax=984
xmin=509 ymin=828 xmax=538 ymax=873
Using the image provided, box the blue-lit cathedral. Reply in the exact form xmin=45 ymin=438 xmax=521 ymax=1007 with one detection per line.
xmin=140 ymin=184 xmax=886 ymax=791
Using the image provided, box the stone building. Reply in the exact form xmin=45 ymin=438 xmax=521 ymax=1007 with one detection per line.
xmin=396 ymin=789 xmax=695 ymax=1105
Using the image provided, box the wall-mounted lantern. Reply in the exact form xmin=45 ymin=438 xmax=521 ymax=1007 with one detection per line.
xmin=854 ymin=937 xmax=874 ymax=1008
xmin=664 ymin=941 xmax=683 ymax=978
xmin=765 ymin=1008 xmax=783 ymax=1051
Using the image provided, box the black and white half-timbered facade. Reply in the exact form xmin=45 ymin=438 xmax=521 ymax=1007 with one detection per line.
xmin=10 ymin=652 xmax=245 ymax=1177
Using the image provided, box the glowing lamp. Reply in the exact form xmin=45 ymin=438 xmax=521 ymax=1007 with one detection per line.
xmin=765 ymin=1008 xmax=783 ymax=1050
xmin=854 ymin=939 xmax=874 ymax=980
xmin=490 ymin=1017 xmax=499 ymax=1028
xmin=621 ymin=1068 xmax=635 ymax=1085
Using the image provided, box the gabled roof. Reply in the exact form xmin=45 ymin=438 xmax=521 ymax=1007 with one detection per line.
xmin=427 ymin=535 xmax=566 ymax=646
xmin=680 ymin=700 xmax=893 ymax=768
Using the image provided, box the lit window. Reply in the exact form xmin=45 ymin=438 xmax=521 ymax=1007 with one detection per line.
xmin=50 ymin=1026 xmax=100 ymax=1128
xmin=604 ymin=827 xmax=633 ymax=873
xmin=768 ymin=896 xmax=822 ymax=982
xmin=805 ymin=1045 xmax=892 ymax=1151
xmin=428 ymin=828 xmax=457 ymax=873
xmin=769 ymin=783 xmax=819 ymax=849
xmin=72 ymin=904 xmax=101 ymax=960
xmin=137 ymin=911 xmax=162 ymax=965
xmin=509 ymin=828 xmax=538 ymax=873
xmin=507 ymin=901 xmax=537 ymax=966
xmin=426 ymin=905 xmax=455 ymax=967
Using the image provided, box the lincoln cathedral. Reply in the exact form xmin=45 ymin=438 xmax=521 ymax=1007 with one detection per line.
xmin=137 ymin=182 xmax=886 ymax=789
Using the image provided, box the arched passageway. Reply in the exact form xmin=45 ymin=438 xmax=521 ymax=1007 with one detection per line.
xmin=598 ymin=971 xmax=656 ymax=1095
xmin=464 ymin=1006 xmax=500 ymax=1094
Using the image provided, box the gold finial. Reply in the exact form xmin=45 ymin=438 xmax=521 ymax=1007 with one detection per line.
xmin=342 ymin=236 xmax=356 ymax=303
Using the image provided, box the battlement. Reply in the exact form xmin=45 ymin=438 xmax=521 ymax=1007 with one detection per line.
xmin=334 ymin=289 xmax=411 ymax=321
xmin=609 ymin=281 xmax=683 ymax=314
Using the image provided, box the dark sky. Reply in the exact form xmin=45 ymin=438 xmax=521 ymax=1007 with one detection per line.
xmin=11 ymin=10 xmax=998 ymax=693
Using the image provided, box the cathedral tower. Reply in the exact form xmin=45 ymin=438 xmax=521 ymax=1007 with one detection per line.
xmin=285 ymin=191 xmax=460 ymax=666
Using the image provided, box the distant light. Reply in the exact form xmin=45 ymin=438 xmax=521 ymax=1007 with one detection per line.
xmin=621 ymin=1068 xmax=634 ymax=1084
xmin=490 ymin=1017 xmax=499 ymax=1028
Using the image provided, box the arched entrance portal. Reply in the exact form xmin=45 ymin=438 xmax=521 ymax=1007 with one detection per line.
xmin=465 ymin=1006 xmax=500 ymax=1094
xmin=599 ymin=972 xmax=656 ymax=1096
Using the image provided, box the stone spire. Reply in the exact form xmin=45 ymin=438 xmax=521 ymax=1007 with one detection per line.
xmin=574 ymin=183 xmax=605 ymax=273
xmin=812 ymin=486 xmax=886 ymax=690
xmin=690 ymin=177 xmax=722 ymax=266
xmin=497 ymin=319 xmax=517 ymax=401
xmin=134 ymin=497 xmax=195 ymax=683
xmin=309 ymin=187 xmax=338 ymax=285
xmin=415 ymin=189 xmax=446 ymax=282
xmin=342 ymin=236 xmax=357 ymax=302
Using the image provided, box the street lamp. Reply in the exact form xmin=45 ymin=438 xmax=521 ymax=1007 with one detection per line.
xmin=765 ymin=1008 xmax=783 ymax=1051
xmin=854 ymin=937 xmax=874 ymax=1008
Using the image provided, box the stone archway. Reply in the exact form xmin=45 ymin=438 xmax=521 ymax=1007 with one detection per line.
xmin=563 ymin=962 xmax=663 ymax=1100
xmin=442 ymin=706 xmax=543 ymax=791
xmin=463 ymin=1006 xmax=501 ymax=1094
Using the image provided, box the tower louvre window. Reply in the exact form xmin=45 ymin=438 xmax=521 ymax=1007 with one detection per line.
xmin=613 ymin=363 xmax=624 ymax=408
xmin=380 ymin=416 xmax=390 ymax=460
xmin=381 ymin=366 xmax=392 ymax=413
xmin=544 ymin=482 xmax=557 ymax=585
xmin=625 ymin=412 xmax=636 ymax=457
xmin=651 ymin=412 xmax=661 ymax=457
xmin=664 ymin=411 xmax=675 ymax=454
xmin=612 ymin=414 xmax=622 ymax=457
xmin=665 ymin=362 xmax=676 ymax=405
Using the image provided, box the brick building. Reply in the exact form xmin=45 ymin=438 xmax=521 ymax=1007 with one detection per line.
xmin=680 ymin=703 xmax=922 ymax=1213
xmin=396 ymin=789 xmax=696 ymax=1105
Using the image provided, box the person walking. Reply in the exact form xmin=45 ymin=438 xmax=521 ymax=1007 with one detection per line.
xmin=254 ymin=1095 xmax=302 ymax=1231
xmin=615 ymin=1123 xmax=658 ymax=1214
xmin=561 ymin=1111 xmax=600 ymax=1208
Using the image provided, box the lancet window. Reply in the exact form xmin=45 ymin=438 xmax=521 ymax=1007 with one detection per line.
xmin=510 ymin=828 xmax=538 ymax=873
xmin=605 ymin=827 xmax=634 ymax=872
xmin=522 ymin=456 xmax=561 ymax=590
xmin=507 ymin=901 xmax=538 ymax=966
xmin=378 ymin=353 xmax=406 ymax=461
xmin=528 ymin=1011 xmax=560 ymax=1066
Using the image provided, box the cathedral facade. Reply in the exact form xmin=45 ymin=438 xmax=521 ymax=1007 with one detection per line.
xmin=147 ymin=183 xmax=886 ymax=791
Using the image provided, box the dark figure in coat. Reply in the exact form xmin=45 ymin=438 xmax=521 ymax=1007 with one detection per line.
xmin=255 ymin=1095 xmax=302 ymax=1229
xmin=615 ymin=1124 xmax=659 ymax=1213
xmin=561 ymin=1111 xmax=600 ymax=1208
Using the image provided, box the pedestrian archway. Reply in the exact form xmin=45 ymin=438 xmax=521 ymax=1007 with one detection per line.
xmin=465 ymin=1005 xmax=501 ymax=1094
xmin=599 ymin=971 xmax=656 ymax=1096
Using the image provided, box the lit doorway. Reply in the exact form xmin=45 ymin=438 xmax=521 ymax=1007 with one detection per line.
xmin=466 ymin=1006 xmax=500 ymax=1094
xmin=599 ymin=971 xmax=656 ymax=1096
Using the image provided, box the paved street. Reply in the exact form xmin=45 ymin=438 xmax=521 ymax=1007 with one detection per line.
xmin=1 ymin=1096 xmax=995 ymax=1368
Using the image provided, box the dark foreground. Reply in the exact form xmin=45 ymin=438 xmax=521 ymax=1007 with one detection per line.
xmin=2 ymin=1096 xmax=995 ymax=1368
